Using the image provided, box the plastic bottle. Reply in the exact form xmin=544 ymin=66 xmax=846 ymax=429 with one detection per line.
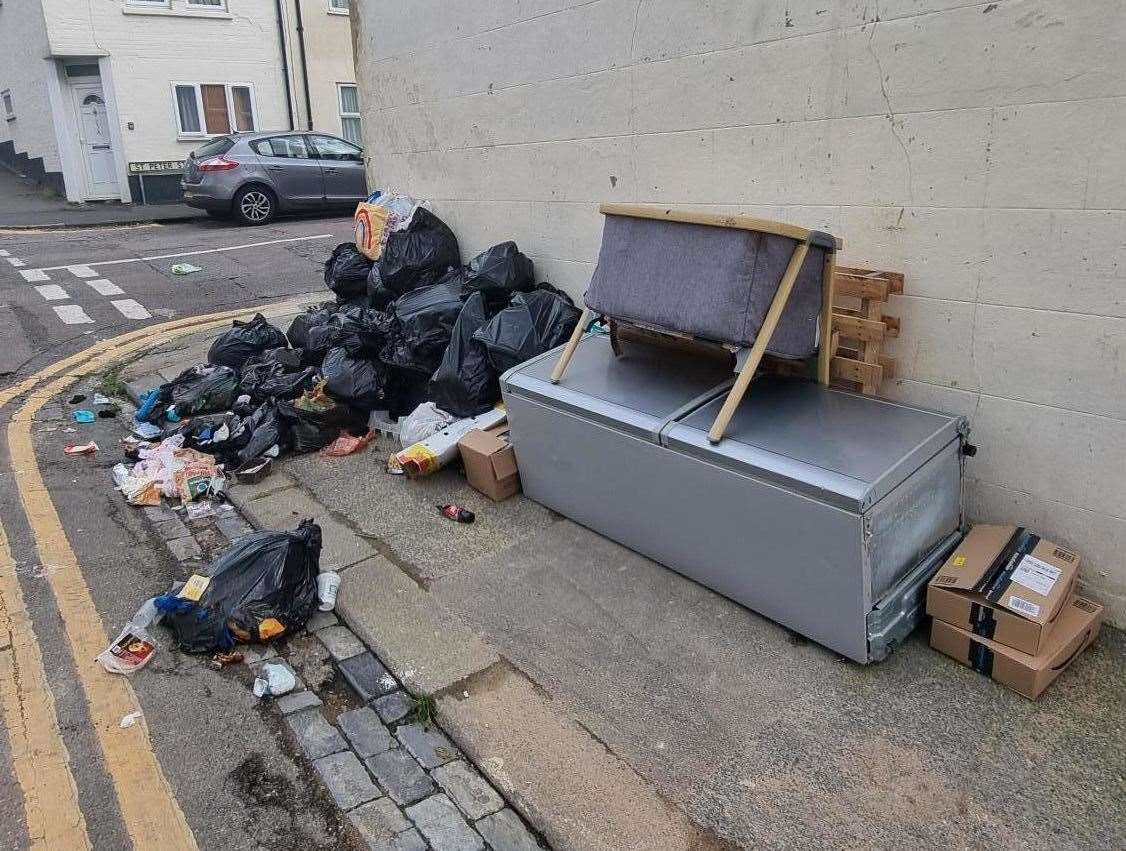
xmin=438 ymin=504 xmax=475 ymax=523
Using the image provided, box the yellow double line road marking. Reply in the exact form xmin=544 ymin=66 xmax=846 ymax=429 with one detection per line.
xmin=0 ymin=297 xmax=315 ymax=849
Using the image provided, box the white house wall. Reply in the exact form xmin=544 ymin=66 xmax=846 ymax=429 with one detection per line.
xmin=0 ymin=0 xmax=63 ymax=184
xmin=284 ymin=0 xmax=357 ymax=136
xmin=40 ymin=0 xmax=290 ymax=165
xmin=353 ymin=0 xmax=1126 ymax=625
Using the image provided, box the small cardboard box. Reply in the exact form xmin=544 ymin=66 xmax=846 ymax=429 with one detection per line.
xmin=927 ymin=525 xmax=1079 ymax=653
xmin=930 ymin=595 xmax=1103 ymax=700
xmin=458 ymin=424 xmax=520 ymax=501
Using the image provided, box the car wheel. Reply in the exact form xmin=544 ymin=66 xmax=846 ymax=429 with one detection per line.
xmin=233 ymin=185 xmax=276 ymax=226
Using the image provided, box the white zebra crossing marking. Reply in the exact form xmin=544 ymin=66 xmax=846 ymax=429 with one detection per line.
xmin=53 ymin=305 xmax=94 ymax=325
xmin=6 ymin=257 xmax=26 ymax=267
xmin=19 ymin=269 xmax=50 ymax=282
xmin=87 ymin=279 xmax=124 ymax=296
xmin=35 ymin=285 xmax=69 ymax=301
xmin=111 ymin=299 xmax=151 ymax=320
xmin=67 ymin=265 xmax=97 ymax=278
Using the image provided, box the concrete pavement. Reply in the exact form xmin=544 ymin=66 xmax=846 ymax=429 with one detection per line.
xmin=117 ymin=321 xmax=1126 ymax=851
xmin=0 ymin=166 xmax=201 ymax=229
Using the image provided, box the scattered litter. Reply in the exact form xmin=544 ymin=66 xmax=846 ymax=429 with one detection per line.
xmin=233 ymin=456 xmax=272 ymax=484
xmin=399 ymin=402 xmax=455 ymax=448
xmin=98 ymin=599 xmax=160 ymax=675
xmin=133 ymin=421 xmax=162 ymax=440
xmin=135 ymin=388 xmax=161 ymax=422
xmin=73 ymin=410 xmax=95 ymax=423
xmin=438 ymin=504 xmax=475 ymax=524
xmin=97 ymin=407 xmax=118 ymax=419
xmin=319 ymin=431 xmax=373 ymax=457
xmin=253 ymin=662 xmax=297 ymax=698
xmin=185 ymin=501 xmax=215 ymax=521
xmin=389 ymin=408 xmax=506 ymax=477
xmin=69 ymin=393 xmax=87 ymax=404
xmin=93 ymin=393 xmax=112 ymax=405
xmin=210 ymin=650 xmax=244 ymax=670
xmin=64 ymin=427 xmax=77 ymax=433
xmin=171 ymin=263 xmax=202 ymax=275
xmin=64 ymin=442 xmax=99 ymax=455
xmin=316 ymin=571 xmax=341 ymax=612
xmin=119 ymin=711 xmax=143 ymax=729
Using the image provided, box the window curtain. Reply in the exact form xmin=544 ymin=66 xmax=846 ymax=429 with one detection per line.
xmin=175 ymin=85 xmax=201 ymax=133
xmin=201 ymin=84 xmax=230 ymax=134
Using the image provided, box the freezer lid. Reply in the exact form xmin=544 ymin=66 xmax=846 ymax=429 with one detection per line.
xmin=663 ymin=376 xmax=966 ymax=511
xmin=501 ymin=333 xmax=734 ymax=441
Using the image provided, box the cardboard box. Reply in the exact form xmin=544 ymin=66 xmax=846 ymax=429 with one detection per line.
xmin=930 ymin=595 xmax=1103 ymax=699
xmin=927 ymin=525 xmax=1079 ymax=653
xmin=458 ymin=424 xmax=520 ymax=501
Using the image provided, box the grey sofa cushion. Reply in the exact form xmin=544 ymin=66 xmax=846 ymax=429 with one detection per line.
xmin=584 ymin=215 xmax=826 ymax=359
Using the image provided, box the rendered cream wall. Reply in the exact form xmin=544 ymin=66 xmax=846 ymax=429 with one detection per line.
xmin=285 ymin=0 xmax=357 ymax=136
xmin=40 ymin=0 xmax=290 ymax=163
xmin=354 ymin=0 xmax=1126 ymax=625
xmin=0 ymin=1 xmax=62 ymax=171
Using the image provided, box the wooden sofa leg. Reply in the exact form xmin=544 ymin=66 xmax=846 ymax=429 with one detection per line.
xmin=550 ymin=307 xmax=593 ymax=384
xmin=707 ymin=242 xmax=810 ymax=443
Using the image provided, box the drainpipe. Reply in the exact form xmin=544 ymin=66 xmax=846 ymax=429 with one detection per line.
xmin=274 ymin=0 xmax=296 ymax=130
xmin=294 ymin=0 xmax=314 ymax=131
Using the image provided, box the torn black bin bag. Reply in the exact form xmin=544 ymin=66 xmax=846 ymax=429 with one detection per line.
xmin=233 ymin=400 xmax=292 ymax=466
xmin=380 ymin=278 xmax=465 ymax=376
xmin=475 ymin=289 xmax=582 ymax=374
xmin=157 ymin=519 xmax=322 ymax=652
xmin=324 ymin=242 xmax=374 ymax=301
xmin=239 ymin=361 xmax=319 ymax=403
xmin=162 ymin=364 xmax=240 ymax=415
xmin=375 ymin=207 xmax=460 ymax=296
xmin=208 ymin=314 xmax=289 ymax=370
xmin=429 ymin=290 xmax=511 ymax=418
xmin=178 ymin=412 xmax=248 ymax=463
xmin=276 ymin=397 xmax=360 ymax=454
xmin=321 ymin=347 xmax=387 ymax=411
xmin=463 ymin=242 xmax=535 ymax=294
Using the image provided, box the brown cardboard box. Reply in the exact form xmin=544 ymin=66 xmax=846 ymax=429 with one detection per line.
xmin=927 ymin=525 xmax=1079 ymax=653
xmin=930 ymin=595 xmax=1103 ymax=699
xmin=458 ymin=425 xmax=520 ymax=501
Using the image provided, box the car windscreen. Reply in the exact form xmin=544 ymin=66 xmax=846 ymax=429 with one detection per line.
xmin=192 ymin=136 xmax=234 ymax=159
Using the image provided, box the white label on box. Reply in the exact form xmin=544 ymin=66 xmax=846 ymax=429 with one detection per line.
xmin=1007 ymin=595 xmax=1041 ymax=619
xmin=1010 ymin=555 xmax=1062 ymax=597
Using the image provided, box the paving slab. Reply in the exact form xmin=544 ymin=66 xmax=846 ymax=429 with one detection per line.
xmin=335 ymin=556 xmax=499 ymax=695
xmin=305 ymin=610 xmax=340 ymax=632
xmin=165 ymin=535 xmax=202 ymax=561
xmin=475 ymin=809 xmax=541 ymax=851
xmin=231 ymin=482 xmax=375 ymax=570
xmin=366 ymin=749 xmax=436 ymax=806
xmin=432 ymin=761 xmax=504 ymax=821
xmin=340 ymin=652 xmax=399 ymax=703
xmin=348 ymin=797 xmax=413 ymax=848
xmin=313 ymin=750 xmax=382 ymax=811
xmin=317 ymin=624 xmax=367 ymax=661
xmin=285 ymin=707 xmax=348 ymax=761
xmin=338 ymin=706 xmax=395 ymax=758
xmin=276 ymin=689 xmax=323 ymax=715
xmin=372 ymin=691 xmax=415 ymax=725
xmin=396 ymin=723 xmax=458 ymax=770
xmin=405 ymin=794 xmax=483 ymax=851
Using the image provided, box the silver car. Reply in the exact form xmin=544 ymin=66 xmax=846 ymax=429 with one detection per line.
xmin=181 ymin=131 xmax=368 ymax=225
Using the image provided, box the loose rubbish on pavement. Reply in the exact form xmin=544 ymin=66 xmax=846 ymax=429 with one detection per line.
xmin=389 ymin=408 xmax=506 ymax=477
xmin=253 ymin=662 xmax=297 ymax=698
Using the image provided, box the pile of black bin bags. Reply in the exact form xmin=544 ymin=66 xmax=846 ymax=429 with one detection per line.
xmin=174 ymin=210 xmax=580 ymax=468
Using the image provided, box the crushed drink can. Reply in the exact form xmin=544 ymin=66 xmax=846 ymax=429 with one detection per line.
xmin=438 ymin=504 xmax=475 ymax=524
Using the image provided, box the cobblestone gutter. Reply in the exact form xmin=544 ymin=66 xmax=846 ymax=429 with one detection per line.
xmin=139 ymin=498 xmax=544 ymax=851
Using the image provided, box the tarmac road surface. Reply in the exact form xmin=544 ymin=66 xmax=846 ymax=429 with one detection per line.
xmin=0 ymin=215 xmax=361 ymax=850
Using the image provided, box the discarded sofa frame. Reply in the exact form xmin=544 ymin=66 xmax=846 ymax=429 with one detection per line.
xmin=551 ymin=204 xmax=841 ymax=443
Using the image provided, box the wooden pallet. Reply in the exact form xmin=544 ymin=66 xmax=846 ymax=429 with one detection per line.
xmin=828 ymin=266 xmax=903 ymax=395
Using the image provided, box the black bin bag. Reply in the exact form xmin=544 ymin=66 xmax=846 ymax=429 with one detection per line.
xmin=208 ymin=314 xmax=289 ymax=370
xmin=232 ymin=400 xmax=292 ymax=466
xmin=158 ymin=519 xmax=322 ymax=652
xmin=376 ymin=208 xmax=460 ymax=295
xmin=475 ymin=289 xmax=582 ymax=373
xmin=380 ymin=277 xmax=465 ymax=376
xmin=463 ymin=242 xmax=534 ymax=293
xmin=324 ymin=242 xmax=374 ymax=301
xmin=322 ymin=347 xmax=387 ymax=411
xmin=239 ymin=361 xmax=319 ymax=403
xmin=429 ymin=291 xmax=510 ymax=418
xmin=287 ymin=304 xmax=335 ymax=350
xmin=162 ymin=364 xmax=240 ymax=415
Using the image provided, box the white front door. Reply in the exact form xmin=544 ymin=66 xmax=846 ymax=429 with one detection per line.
xmin=72 ymin=83 xmax=119 ymax=199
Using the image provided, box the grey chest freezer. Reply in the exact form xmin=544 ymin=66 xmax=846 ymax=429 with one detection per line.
xmin=500 ymin=335 xmax=970 ymax=663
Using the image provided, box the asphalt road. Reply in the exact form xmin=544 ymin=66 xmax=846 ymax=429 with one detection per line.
xmin=0 ymin=214 xmax=354 ymax=379
xmin=0 ymin=214 xmax=359 ymax=850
